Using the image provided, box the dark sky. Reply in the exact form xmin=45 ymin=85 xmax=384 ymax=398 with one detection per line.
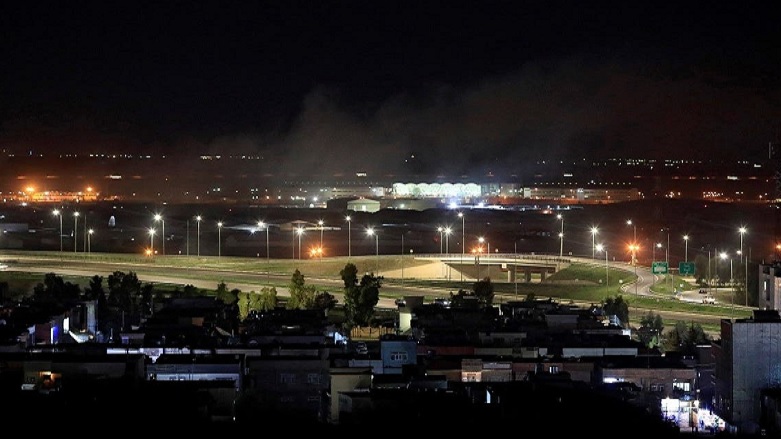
xmin=2 ymin=1 xmax=780 ymax=177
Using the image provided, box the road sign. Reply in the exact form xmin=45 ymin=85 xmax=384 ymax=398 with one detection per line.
xmin=679 ymin=261 xmax=695 ymax=276
xmin=652 ymin=261 xmax=669 ymax=274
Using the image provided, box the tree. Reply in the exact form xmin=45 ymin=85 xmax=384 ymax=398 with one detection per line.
xmin=287 ymin=269 xmax=317 ymax=309
xmin=663 ymin=321 xmax=711 ymax=355
xmin=341 ymin=263 xmax=381 ymax=328
xmin=32 ymin=272 xmax=81 ymax=305
xmin=638 ymin=311 xmax=664 ymax=348
xmin=472 ymin=277 xmax=495 ymax=306
xmin=602 ymin=295 xmax=630 ymax=327
xmin=215 ymin=281 xmax=239 ymax=305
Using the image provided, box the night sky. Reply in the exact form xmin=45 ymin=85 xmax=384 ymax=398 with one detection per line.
xmin=2 ymin=1 xmax=780 ymax=177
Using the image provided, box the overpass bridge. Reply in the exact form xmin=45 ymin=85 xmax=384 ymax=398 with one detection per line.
xmin=414 ymin=253 xmax=568 ymax=283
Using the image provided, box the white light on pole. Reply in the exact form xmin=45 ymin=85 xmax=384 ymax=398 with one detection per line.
xmin=739 ymin=226 xmax=747 ymax=306
xmin=444 ymin=226 xmax=452 ymax=281
xmin=196 ymin=215 xmax=202 ymax=257
xmin=296 ymin=227 xmax=304 ymax=260
xmin=590 ymin=226 xmax=598 ymax=259
xmin=597 ymin=243 xmax=608 ymax=289
xmin=149 ymin=227 xmax=155 ymax=254
xmin=459 ymin=212 xmax=465 ymax=283
xmin=557 ymin=214 xmax=564 ymax=259
xmin=345 ymin=215 xmax=352 ymax=258
xmin=683 ymin=235 xmax=689 ymax=262
xmin=217 ymin=221 xmax=223 ymax=260
xmin=438 ymin=226 xmax=444 ymax=255
xmin=318 ymin=219 xmax=324 ymax=249
xmin=88 ymin=229 xmax=94 ymax=255
xmin=73 ymin=212 xmax=80 ymax=253
xmin=367 ymin=227 xmax=379 ymax=274
xmin=53 ymin=209 xmax=63 ymax=252
xmin=259 ymin=220 xmax=270 ymax=282
xmin=154 ymin=214 xmax=165 ymax=256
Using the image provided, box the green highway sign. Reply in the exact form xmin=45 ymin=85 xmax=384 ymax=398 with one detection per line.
xmin=652 ymin=261 xmax=669 ymax=274
xmin=679 ymin=261 xmax=695 ymax=276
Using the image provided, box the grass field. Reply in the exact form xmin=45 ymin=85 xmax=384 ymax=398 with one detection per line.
xmin=0 ymin=249 xmax=749 ymax=335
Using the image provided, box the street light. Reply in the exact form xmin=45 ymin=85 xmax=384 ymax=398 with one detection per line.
xmin=739 ymin=226 xmax=747 ymax=306
xmin=296 ymin=227 xmax=304 ymax=260
xmin=557 ymin=214 xmax=564 ymax=259
xmin=721 ymin=251 xmax=735 ymax=312
xmin=478 ymin=236 xmax=489 ymax=279
xmin=345 ymin=215 xmax=352 ymax=258
xmin=318 ymin=219 xmax=324 ymax=249
xmin=653 ymin=242 xmax=662 ymax=263
xmin=367 ymin=227 xmax=379 ymax=274
xmin=217 ymin=221 xmax=223 ymax=260
xmin=597 ymin=243 xmax=608 ymax=290
xmin=73 ymin=212 xmax=80 ymax=253
xmin=437 ymin=226 xmax=444 ymax=255
xmin=629 ymin=244 xmax=639 ymax=296
xmin=627 ymin=220 xmax=637 ymax=264
xmin=258 ymin=221 xmax=270 ymax=282
xmin=52 ymin=209 xmax=63 ymax=252
xmin=88 ymin=229 xmax=94 ymax=255
xmin=458 ymin=212 xmax=465 ymax=283
xmin=149 ymin=227 xmax=156 ymax=254
xmin=444 ymin=226 xmax=452 ymax=281
xmin=154 ymin=214 xmax=165 ymax=256
xmin=683 ymin=235 xmax=689 ymax=262
xmin=590 ymin=226 xmax=598 ymax=259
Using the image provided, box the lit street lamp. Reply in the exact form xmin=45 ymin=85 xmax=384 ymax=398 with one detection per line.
xmin=154 ymin=214 xmax=165 ymax=256
xmin=149 ymin=228 xmax=156 ymax=254
xmin=739 ymin=226 xmax=747 ymax=306
xmin=296 ymin=227 xmax=304 ymax=260
xmin=557 ymin=214 xmax=564 ymax=259
xmin=653 ymin=242 xmax=662 ymax=263
xmin=367 ymin=227 xmax=379 ymax=274
xmin=88 ymin=229 xmax=94 ymax=255
xmin=73 ymin=212 xmax=80 ymax=253
xmin=444 ymin=226 xmax=452 ymax=281
xmin=597 ymin=243 xmax=608 ymax=289
xmin=345 ymin=215 xmax=352 ymax=258
xmin=629 ymin=244 xmax=639 ymax=296
xmin=53 ymin=209 xmax=63 ymax=252
xmin=217 ymin=221 xmax=223 ymax=260
xmin=195 ymin=215 xmax=203 ymax=257
xmin=258 ymin=221 xmax=270 ymax=282
xmin=318 ymin=219 xmax=324 ymax=249
xmin=458 ymin=212 xmax=465 ymax=283
xmin=590 ymin=226 xmax=598 ymax=259
xmin=437 ymin=226 xmax=444 ymax=255
xmin=627 ymin=220 xmax=637 ymax=264
xmin=683 ymin=235 xmax=689 ymax=262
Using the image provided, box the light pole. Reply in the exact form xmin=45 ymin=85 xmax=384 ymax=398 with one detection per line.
xmin=88 ymin=229 xmax=93 ymax=255
xmin=154 ymin=214 xmax=165 ymax=256
xmin=367 ymin=227 xmax=379 ymax=274
xmin=217 ymin=221 xmax=223 ymax=260
xmin=478 ymin=236 xmax=489 ymax=279
xmin=53 ymin=209 xmax=63 ymax=252
xmin=438 ymin=227 xmax=444 ymax=255
xmin=296 ymin=227 xmax=304 ymax=260
xmin=258 ymin=220 xmax=270 ymax=258
xmin=597 ymin=243 xmax=608 ymax=290
xmin=629 ymin=244 xmax=639 ymax=296
xmin=627 ymin=220 xmax=637 ymax=263
xmin=345 ymin=215 xmax=352 ymax=258
xmin=318 ymin=219 xmax=324 ymax=249
xmin=683 ymin=235 xmax=689 ymax=262
xmin=739 ymin=226 xmax=747 ymax=306
xmin=557 ymin=214 xmax=564 ymax=259
xmin=149 ymin=228 xmax=155 ymax=255
xmin=721 ymin=252 xmax=734 ymax=312
xmin=653 ymin=242 xmax=661 ymax=263
xmin=590 ymin=226 xmax=598 ymax=259
xmin=444 ymin=227 xmax=452 ymax=281
xmin=196 ymin=215 xmax=202 ymax=257
xmin=459 ymin=212 xmax=465 ymax=283
xmin=73 ymin=212 xmax=80 ymax=253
